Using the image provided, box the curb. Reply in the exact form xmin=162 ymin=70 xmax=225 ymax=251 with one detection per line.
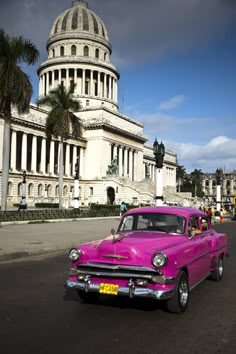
xmin=0 ymin=248 xmax=68 ymax=263
xmin=0 ymin=215 xmax=119 ymax=226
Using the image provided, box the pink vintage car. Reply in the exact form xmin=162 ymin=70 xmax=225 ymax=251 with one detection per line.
xmin=66 ymin=206 xmax=228 ymax=313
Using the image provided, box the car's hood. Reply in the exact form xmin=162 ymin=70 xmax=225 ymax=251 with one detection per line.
xmin=76 ymin=231 xmax=186 ymax=266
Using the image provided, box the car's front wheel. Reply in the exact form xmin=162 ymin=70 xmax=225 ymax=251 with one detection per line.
xmin=211 ymin=256 xmax=224 ymax=281
xmin=166 ymin=270 xmax=189 ymax=314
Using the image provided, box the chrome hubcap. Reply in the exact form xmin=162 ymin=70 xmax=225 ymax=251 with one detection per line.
xmin=218 ymin=258 xmax=223 ymax=277
xmin=179 ymin=280 xmax=188 ymax=306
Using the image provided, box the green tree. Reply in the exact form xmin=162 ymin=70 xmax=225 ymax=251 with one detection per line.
xmin=37 ymin=83 xmax=82 ymax=209
xmin=176 ymin=164 xmax=187 ymax=192
xmin=190 ymin=169 xmax=203 ymax=197
xmin=0 ymin=28 xmax=39 ymax=211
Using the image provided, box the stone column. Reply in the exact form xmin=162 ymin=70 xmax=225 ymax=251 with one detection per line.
xmin=82 ymin=69 xmax=85 ymax=95
xmin=58 ymin=69 xmax=61 ymax=84
xmin=65 ymin=143 xmax=70 ymax=176
xmin=90 ymin=70 xmax=93 ymax=96
xmin=124 ymin=148 xmax=128 ymax=176
xmin=104 ymin=73 xmax=107 ymax=98
xmin=133 ymin=151 xmax=137 ymax=181
xmin=10 ymin=130 xmax=17 ymax=171
xmin=113 ymin=145 xmax=118 ymax=163
xmin=129 ymin=150 xmax=133 ymax=180
xmin=21 ymin=133 xmax=27 ymax=171
xmin=42 ymin=74 xmax=45 ymax=96
xmin=114 ymin=79 xmax=118 ymax=103
xmin=31 ymin=135 xmax=37 ymax=173
xmin=79 ymin=147 xmax=84 ymax=178
xmin=119 ymin=146 xmax=123 ymax=176
xmin=40 ymin=137 xmax=46 ymax=173
xmin=46 ymin=72 xmax=49 ymax=95
xmin=49 ymin=140 xmax=55 ymax=175
xmin=52 ymin=70 xmax=55 ymax=89
xmin=66 ymin=68 xmax=69 ymax=88
xmin=108 ymin=75 xmax=112 ymax=100
xmin=73 ymin=145 xmax=78 ymax=176
xmin=74 ymin=69 xmax=77 ymax=94
xmin=97 ymin=71 xmax=101 ymax=96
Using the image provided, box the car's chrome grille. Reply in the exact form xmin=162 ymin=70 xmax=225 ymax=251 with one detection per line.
xmin=74 ymin=262 xmax=161 ymax=280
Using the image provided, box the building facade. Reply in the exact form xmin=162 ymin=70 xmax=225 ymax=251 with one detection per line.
xmin=0 ymin=0 xmax=177 ymax=208
xmin=202 ymin=172 xmax=236 ymax=205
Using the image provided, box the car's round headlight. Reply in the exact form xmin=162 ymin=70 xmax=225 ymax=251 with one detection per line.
xmin=69 ymin=248 xmax=82 ymax=261
xmin=152 ymin=252 xmax=168 ymax=268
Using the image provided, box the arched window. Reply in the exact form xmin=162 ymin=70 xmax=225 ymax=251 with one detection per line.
xmin=47 ymin=184 xmax=52 ymax=197
xmin=18 ymin=183 xmax=22 ymax=196
xmin=63 ymin=185 xmax=68 ymax=196
xmin=38 ymin=184 xmax=43 ymax=197
xmin=95 ymin=48 xmax=99 ymax=59
xmin=28 ymin=183 xmax=34 ymax=197
xmin=52 ymin=49 xmax=55 ymax=58
xmin=60 ymin=46 xmax=65 ymax=56
xmin=104 ymin=52 xmax=107 ymax=61
xmin=55 ymin=185 xmax=59 ymax=196
xmin=71 ymin=45 xmax=76 ymax=55
xmin=86 ymin=100 xmax=89 ymax=106
xmin=8 ymin=182 xmax=13 ymax=196
xmin=83 ymin=45 xmax=89 ymax=56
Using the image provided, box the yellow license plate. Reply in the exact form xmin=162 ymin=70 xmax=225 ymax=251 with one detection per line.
xmin=99 ymin=283 xmax=119 ymax=295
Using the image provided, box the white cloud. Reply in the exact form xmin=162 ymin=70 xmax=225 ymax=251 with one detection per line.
xmin=159 ymin=95 xmax=186 ymax=111
xmin=166 ymin=136 xmax=236 ymax=172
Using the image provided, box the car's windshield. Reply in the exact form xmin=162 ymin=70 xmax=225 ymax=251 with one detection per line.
xmin=118 ymin=212 xmax=186 ymax=234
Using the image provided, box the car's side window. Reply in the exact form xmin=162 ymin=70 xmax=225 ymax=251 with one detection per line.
xmin=120 ymin=215 xmax=133 ymax=231
xmin=136 ymin=215 xmax=149 ymax=230
xmin=199 ymin=216 xmax=210 ymax=231
xmin=188 ymin=216 xmax=201 ymax=236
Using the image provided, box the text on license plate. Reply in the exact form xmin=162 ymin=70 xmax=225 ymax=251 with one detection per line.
xmin=99 ymin=283 xmax=119 ymax=295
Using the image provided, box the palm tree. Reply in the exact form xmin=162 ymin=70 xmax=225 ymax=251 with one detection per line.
xmin=0 ymin=28 xmax=39 ymax=211
xmin=190 ymin=169 xmax=203 ymax=197
xmin=176 ymin=164 xmax=186 ymax=192
xmin=37 ymin=83 xmax=82 ymax=209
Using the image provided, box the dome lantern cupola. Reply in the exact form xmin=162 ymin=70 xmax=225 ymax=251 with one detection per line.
xmin=72 ymin=0 xmax=88 ymax=8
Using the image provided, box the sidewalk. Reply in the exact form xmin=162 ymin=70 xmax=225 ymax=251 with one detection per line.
xmin=0 ymin=215 xmax=233 ymax=263
xmin=0 ymin=217 xmax=120 ymax=263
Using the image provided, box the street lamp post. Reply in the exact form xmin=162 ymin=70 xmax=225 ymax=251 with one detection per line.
xmin=215 ymin=168 xmax=223 ymax=212
xmin=21 ymin=170 xmax=27 ymax=209
xmin=153 ymin=139 xmax=165 ymax=206
xmin=74 ymin=157 xmax=80 ymax=209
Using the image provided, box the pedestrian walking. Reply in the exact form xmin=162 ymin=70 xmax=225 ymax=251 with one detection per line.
xmin=120 ymin=201 xmax=127 ymax=216
xmin=220 ymin=208 xmax=224 ymax=223
xmin=207 ymin=207 xmax=212 ymax=223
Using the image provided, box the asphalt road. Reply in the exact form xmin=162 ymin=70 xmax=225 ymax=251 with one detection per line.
xmin=0 ymin=222 xmax=236 ymax=354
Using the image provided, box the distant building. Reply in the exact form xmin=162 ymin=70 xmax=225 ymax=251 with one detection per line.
xmin=202 ymin=171 xmax=236 ymax=205
xmin=0 ymin=0 xmax=177 ymax=208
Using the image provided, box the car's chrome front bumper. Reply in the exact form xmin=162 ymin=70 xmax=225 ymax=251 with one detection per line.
xmin=66 ymin=279 xmax=175 ymax=300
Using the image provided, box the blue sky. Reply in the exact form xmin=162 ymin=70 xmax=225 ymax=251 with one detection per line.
xmin=1 ymin=0 xmax=236 ymax=173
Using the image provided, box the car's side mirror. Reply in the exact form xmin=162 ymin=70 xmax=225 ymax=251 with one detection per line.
xmin=111 ymin=228 xmax=115 ymax=235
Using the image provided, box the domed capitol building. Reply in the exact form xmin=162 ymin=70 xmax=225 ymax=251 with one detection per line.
xmin=0 ymin=0 xmax=178 ymax=208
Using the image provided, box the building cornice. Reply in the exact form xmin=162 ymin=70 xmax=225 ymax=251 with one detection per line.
xmin=84 ymin=122 xmax=147 ymax=143
xmin=37 ymin=56 xmax=119 ymax=78
xmin=82 ymin=106 xmax=144 ymax=128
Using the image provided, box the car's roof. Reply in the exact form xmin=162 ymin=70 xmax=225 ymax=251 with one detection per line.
xmin=126 ymin=206 xmax=206 ymax=218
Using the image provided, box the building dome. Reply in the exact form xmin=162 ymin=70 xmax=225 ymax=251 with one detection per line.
xmin=48 ymin=0 xmax=110 ymax=49
xmin=38 ymin=0 xmax=119 ymax=111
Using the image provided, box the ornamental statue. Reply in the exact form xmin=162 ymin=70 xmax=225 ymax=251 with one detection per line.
xmin=106 ymin=157 xmax=118 ymax=175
